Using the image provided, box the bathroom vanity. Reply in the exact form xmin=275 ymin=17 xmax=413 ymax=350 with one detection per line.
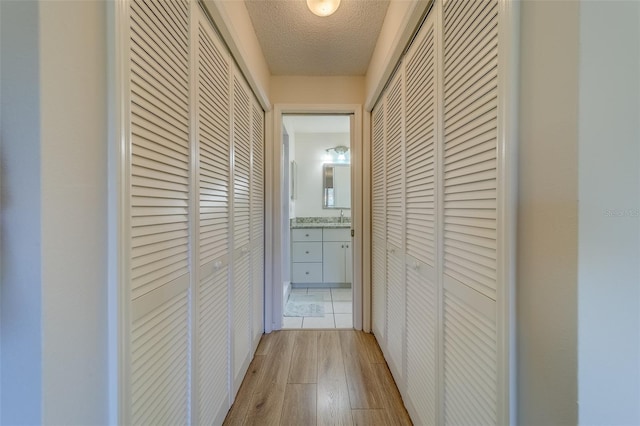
xmin=290 ymin=223 xmax=351 ymax=287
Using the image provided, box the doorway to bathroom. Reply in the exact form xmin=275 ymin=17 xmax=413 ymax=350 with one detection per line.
xmin=281 ymin=114 xmax=354 ymax=329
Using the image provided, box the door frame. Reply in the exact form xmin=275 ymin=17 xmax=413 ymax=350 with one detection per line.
xmin=264 ymin=104 xmax=365 ymax=332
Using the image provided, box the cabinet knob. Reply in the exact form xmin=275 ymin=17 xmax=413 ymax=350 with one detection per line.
xmin=341 ymin=245 xmax=344 ymax=248
xmin=305 ymin=233 xmax=309 ymax=237
xmin=305 ymin=271 xmax=309 ymax=275
xmin=305 ymin=251 xmax=309 ymax=254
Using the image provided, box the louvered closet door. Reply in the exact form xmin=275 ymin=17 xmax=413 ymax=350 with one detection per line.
xmin=371 ymin=101 xmax=387 ymax=346
xmin=128 ymin=0 xmax=191 ymax=423
xmin=250 ymin=101 xmax=265 ymax=344
xmin=232 ymin=69 xmax=252 ymax=388
xmin=403 ymin=13 xmax=438 ymax=426
xmin=195 ymin=9 xmax=231 ymax=425
xmin=384 ymin=71 xmax=406 ymax=381
xmin=442 ymin=0 xmax=500 ymax=424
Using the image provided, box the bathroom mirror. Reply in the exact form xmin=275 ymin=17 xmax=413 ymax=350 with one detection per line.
xmin=323 ymin=163 xmax=351 ymax=209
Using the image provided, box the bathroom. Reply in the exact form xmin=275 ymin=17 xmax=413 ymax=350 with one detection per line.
xmin=282 ymin=114 xmax=353 ymax=329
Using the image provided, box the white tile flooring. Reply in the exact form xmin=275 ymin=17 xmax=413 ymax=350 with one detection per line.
xmin=282 ymin=287 xmax=353 ymax=329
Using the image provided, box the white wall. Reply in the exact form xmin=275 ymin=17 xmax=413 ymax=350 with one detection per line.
xmin=517 ymin=1 xmax=579 ymax=424
xmin=518 ymin=1 xmax=640 ymax=424
xmin=293 ymin=133 xmax=351 ymax=218
xmin=1 ymin=1 xmax=108 ymax=424
xmin=283 ymin=121 xmax=296 ymax=219
xmin=1 ymin=2 xmax=43 ymax=423
xmin=577 ymin=1 xmax=640 ymax=424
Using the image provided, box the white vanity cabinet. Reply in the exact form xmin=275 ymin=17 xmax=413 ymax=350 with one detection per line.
xmin=322 ymin=229 xmax=352 ymax=284
xmin=291 ymin=227 xmax=352 ymax=285
xmin=291 ymin=229 xmax=323 ymax=283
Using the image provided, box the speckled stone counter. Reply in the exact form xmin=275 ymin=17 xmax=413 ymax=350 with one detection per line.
xmin=290 ymin=222 xmax=350 ymax=229
xmin=290 ymin=216 xmax=351 ymax=229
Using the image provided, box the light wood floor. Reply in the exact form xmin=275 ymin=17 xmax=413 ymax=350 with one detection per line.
xmin=223 ymin=330 xmax=413 ymax=426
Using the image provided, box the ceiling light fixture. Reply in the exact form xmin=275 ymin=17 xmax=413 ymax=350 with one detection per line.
xmin=307 ymin=0 xmax=341 ymax=17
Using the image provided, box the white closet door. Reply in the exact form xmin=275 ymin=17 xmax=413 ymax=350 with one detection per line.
xmin=371 ymin=101 xmax=387 ymax=346
xmin=195 ymin=9 xmax=231 ymax=425
xmin=442 ymin=0 xmax=500 ymax=424
xmin=384 ymin=71 xmax=406 ymax=381
xmin=250 ymin=101 xmax=265 ymax=345
xmin=128 ymin=0 xmax=191 ymax=423
xmin=231 ymin=70 xmax=252 ymax=389
xmin=404 ymin=13 xmax=438 ymax=426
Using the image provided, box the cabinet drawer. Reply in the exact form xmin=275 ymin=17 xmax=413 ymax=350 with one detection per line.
xmin=323 ymin=228 xmax=351 ymax=242
xmin=292 ymin=242 xmax=322 ymax=262
xmin=292 ymin=262 xmax=323 ymax=283
xmin=292 ymin=228 xmax=323 ymax=242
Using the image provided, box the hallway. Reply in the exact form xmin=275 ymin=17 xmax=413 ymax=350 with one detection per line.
xmin=223 ymin=330 xmax=412 ymax=425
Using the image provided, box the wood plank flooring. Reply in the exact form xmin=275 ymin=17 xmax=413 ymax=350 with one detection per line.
xmin=223 ymin=330 xmax=412 ymax=426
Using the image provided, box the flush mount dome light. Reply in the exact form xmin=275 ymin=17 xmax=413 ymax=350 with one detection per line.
xmin=307 ymin=0 xmax=341 ymax=17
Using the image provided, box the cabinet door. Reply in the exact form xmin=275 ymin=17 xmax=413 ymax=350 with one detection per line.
xmin=323 ymin=241 xmax=345 ymax=283
xmin=344 ymin=241 xmax=352 ymax=284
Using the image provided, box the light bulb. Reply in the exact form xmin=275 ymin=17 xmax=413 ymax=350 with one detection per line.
xmin=338 ymin=154 xmax=345 ymax=161
xmin=307 ymin=0 xmax=341 ymax=17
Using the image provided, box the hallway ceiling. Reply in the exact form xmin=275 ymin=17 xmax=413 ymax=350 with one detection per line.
xmin=244 ymin=0 xmax=390 ymax=76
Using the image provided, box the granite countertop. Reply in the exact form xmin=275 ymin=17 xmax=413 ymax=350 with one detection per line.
xmin=290 ymin=216 xmax=351 ymax=229
xmin=290 ymin=222 xmax=351 ymax=229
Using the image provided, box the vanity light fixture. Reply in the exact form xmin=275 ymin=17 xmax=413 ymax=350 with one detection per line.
xmin=325 ymin=145 xmax=350 ymax=163
xmin=307 ymin=0 xmax=341 ymax=17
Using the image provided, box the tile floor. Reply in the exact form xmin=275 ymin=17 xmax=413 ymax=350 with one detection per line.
xmin=282 ymin=287 xmax=353 ymax=329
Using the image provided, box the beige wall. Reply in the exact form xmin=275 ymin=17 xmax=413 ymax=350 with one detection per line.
xmin=517 ymin=1 xmax=579 ymax=424
xmin=40 ymin=1 xmax=108 ymax=423
xmin=270 ymin=75 xmax=365 ymax=105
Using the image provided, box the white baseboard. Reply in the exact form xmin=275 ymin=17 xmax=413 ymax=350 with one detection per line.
xmin=283 ymin=281 xmax=291 ymax=307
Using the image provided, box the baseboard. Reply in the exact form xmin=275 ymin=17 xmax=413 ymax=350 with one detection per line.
xmin=291 ymin=282 xmax=352 ymax=289
xmin=283 ymin=281 xmax=291 ymax=306
xmin=213 ymin=393 xmax=230 ymax=426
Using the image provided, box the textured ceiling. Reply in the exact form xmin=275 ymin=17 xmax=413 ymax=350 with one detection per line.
xmin=245 ymin=0 xmax=390 ymax=76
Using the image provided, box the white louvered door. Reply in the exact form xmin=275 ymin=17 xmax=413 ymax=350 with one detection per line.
xmin=195 ymin=7 xmax=231 ymax=424
xmin=369 ymin=0 xmax=515 ymax=424
xmin=442 ymin=0 xmax=500 ymax=423
xmin=371 ymin=101 xmax=387 ymax=348
xmin=231 ymin=69 xmax=253 ymax=390
xmin=403 ymin=11 xmax=438 ymax=426
xmin=250 ymin=101 xmax=265 ymax=346
xmin=128 ymin=0 xmax=191 ymax=423
xmin=384 ymin=71 xmax=406 ymax=382
xmin=119 ymin=1 xmax=266 ymax=423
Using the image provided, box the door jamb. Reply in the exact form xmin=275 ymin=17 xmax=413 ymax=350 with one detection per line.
xmin=264 ymin=104 xmax=365 ymax=332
